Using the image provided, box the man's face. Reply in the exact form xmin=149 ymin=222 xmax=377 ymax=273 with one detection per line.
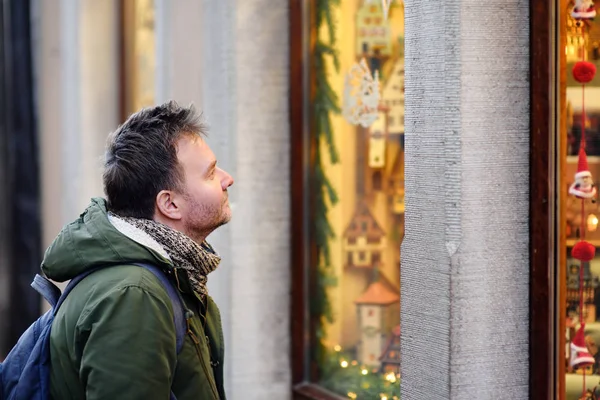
xmin=176 ymin=135 xmax=234 ymax=242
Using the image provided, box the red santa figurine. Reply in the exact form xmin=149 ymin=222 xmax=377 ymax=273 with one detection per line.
xmin=572 ymin=0 xmax=597 ymax=19
xmin=571 ymin=325 xmax=596 ymax=370
xmin=569 ymin=146 xmax=598 ymax=202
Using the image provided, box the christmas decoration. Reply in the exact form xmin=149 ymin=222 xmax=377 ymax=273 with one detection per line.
xmin=572 ymin=326 xmax=596 ymax=369
xmin=343 ymin=202 xmax=386 ymax=269
xmin=382 ymin=0 xmax=392 ymax=20
xmin=320 ymin=345 xmax=400 ymax=399
xmin=379 ymin=325 xmax=401 ymax=374
xmin=313 ymin=0 xmax=341 ymax=373
xmin=355 ymin=280 xmax=399 ymax=368
xmin=572 ymin=0 xmax=597 ymax=20
xmin=368 ymin=106 xmax=388 ymax=168
xmin=570 ymin=18 xmax=599 ymax=397
xmin=573 ymin=240 xmax=597 ymax=262
xmin=357 ymin=2 xmax=392 ymax=59
xmin=381 ymin=55 xmax=405 ymax=138
xmin=574 ymin=61 xmax=597 ymax=83
xmin=342 ymin=58 xmax=381 ymax=128
xmin=313 ymin=2 xmax=403 ymax=399
xmin=570 ymin=147 xmax=598 ymax=201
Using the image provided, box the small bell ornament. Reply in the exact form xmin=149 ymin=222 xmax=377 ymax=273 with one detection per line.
xmin=572 ymin=0 xmax=597 ymax=19
xmin=569 ymin=146 xmax=598 ymax=202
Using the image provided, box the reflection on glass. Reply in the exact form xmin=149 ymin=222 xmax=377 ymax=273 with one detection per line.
xmin=311 ymin=1 xmax=403 ymax=398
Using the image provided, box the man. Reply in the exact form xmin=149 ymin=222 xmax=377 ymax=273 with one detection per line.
xmin=44 ymin=101 xmax=233 ymax=399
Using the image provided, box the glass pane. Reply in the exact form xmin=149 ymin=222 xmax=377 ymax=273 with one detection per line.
xmin=562 ymin=6 xmax=600 ymax=399
xmin=310 ymin=1 xmax=403 ymax=398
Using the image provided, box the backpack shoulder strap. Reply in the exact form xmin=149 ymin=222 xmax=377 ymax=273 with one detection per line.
xmin=134 ymin=263 xmax=187 ymax=354
xmin=31 ymin=274 xmax=62 ymax=308
xmin=31 ymin=267 xmax=100 ymax=311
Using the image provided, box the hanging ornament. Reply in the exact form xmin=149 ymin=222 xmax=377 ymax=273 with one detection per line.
xmin=342 ymin=58 xmax=381 ymax=128
xmin=570 ymin=147 xmax=598 ymax=201
xmin=381 ymin=0 xmax=392 ymax=20
xmin=569 ymin=25 xmax=598 ymax=396
xmin=573 ymin=61 xmax=597 ymax=83
xmin=571 ymin=325 xmax=596 ymax=369
xmin=573 ymin=240 xmax=596 ymax=262
xmin=572 ymin=0 xmax=597 ymax=20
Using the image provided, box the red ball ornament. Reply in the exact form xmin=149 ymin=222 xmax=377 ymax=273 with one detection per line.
xmin=573 ymin=61 xmax=597 ymax=84
xmin=572 ymin=240 xmax=596 ymax=262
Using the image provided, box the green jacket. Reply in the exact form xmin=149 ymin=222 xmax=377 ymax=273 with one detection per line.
xmin=44 ymin=198 xmax=226 ymax=400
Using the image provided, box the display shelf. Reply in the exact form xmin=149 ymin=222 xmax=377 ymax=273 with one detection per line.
xmin=566 ymin=239 xmax=600 ymax=247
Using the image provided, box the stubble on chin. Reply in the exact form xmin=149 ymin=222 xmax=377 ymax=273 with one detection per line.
xmin=185 ymin=200 xmax=231 ymax=243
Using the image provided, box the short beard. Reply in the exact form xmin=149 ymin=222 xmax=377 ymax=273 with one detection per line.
xmin=183 ymin=193 xmax=230 ymax=243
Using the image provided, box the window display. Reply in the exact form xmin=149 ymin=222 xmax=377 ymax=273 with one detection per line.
xmin=308 ymin=1 xmax=404 ymax=398
xmin=562 ymin=3 xmax=600 ymax=399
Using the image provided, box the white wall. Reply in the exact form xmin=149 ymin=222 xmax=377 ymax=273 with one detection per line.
xmin=37 ymin=0 xmax=119 ymax=248
xmin=160 ymin=1 xmax=291 ymax=398
xmin=36 ymin=0 xmax=119 ymax=301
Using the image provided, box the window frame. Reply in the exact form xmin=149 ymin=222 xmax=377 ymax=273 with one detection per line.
xmin=529 ymin=0 xmax=560 ymax=398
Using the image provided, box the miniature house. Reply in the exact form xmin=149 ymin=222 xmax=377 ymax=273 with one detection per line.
xmin=381 ymin=57 xmax=404 ymax=136
xmin=356 ymin=2 xmax=392 ymax=60
xmin=355 ymin=281 xmax=400 ymax=368
xmin=379 ymin=324 xmax=401 ymax=375
xmin=344 ymin=202 xmax=387 ymax=269
xmin=387 ymin=149 xmax=404 ymax=214
xmin=368 ymin=109 xmax=388 ymax=169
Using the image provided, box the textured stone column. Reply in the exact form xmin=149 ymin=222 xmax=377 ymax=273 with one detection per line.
xmin=166 ymin=1 xmax=291 ymax=398
xmin=401 ymin=0 xmax=530 ymax=398
xmin=228 ymin=1 xmax=291 ymax=398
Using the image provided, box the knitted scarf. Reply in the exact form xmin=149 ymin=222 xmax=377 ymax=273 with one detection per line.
xmin=116 ymin=215 xmax=221 ymax=299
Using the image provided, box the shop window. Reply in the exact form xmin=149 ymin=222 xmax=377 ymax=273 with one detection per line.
xmin=555 ymin=2 xmax=600 ymax=399
xmin=291 ymin=1 xmax=403 ymax=398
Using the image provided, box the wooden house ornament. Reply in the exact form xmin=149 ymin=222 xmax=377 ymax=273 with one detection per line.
xmin=344 ymin=202 xmax=387 ymax=269
xmin=356 ymin=2 xmax=392 ymax=60
xmin=381 ymin=57 xmax=405 ymax=137
xmin=355 ymin=281 xmax=400 ymax=368
xmin=379 ymin=324 xmax=401 ymax=375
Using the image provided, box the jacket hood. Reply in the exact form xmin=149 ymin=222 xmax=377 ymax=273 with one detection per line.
xmin=42 ymin=198 xmax=172 ymax=282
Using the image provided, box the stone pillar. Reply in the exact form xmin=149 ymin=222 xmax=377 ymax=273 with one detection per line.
xmin=35 ymin=0 xmax=119 ymax=300
xmin=229 ymin=1 xmax=291 ymax=398
xmin=401 ymin=0 xmax=530 ymax=398
xmin=161 ymin=1 xmax=290 ymax=398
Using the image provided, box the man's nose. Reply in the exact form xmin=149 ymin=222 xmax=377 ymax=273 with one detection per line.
xmin=221 ymin=171 xmax=234 ymax=189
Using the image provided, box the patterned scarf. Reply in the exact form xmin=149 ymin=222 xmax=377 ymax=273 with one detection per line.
xmin=116 ymin=215 xmax=221 ymax=299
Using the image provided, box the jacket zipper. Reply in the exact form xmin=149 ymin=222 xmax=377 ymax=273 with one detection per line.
xmin=186 ymin=314 xmax=220 ymax=399
xmin=174 ymin=268 xmax=221 ymax=399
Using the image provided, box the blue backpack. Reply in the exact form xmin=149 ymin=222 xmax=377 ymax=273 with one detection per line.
xmin=0 ymin=263 xmax=186 ymax=400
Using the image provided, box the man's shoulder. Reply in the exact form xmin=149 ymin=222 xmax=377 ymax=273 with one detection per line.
xmin=56 ymin=264 xmax=174 ymax=321
xmin=79 ymin=263 xmax=171 ymax=294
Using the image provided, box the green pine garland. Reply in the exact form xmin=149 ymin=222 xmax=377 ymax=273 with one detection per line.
xmin=320 ymin=350 xmax=400 ymax=399
xmin=312 ymin=0 xmax=341 ymax=372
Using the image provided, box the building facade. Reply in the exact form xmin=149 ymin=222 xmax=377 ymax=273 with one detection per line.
xmin=0 ymin=0 xmax=578 ymax=398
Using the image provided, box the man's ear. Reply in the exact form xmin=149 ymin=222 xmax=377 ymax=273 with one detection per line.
xmin=155 ymin=190 xmax=183 ymax=220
